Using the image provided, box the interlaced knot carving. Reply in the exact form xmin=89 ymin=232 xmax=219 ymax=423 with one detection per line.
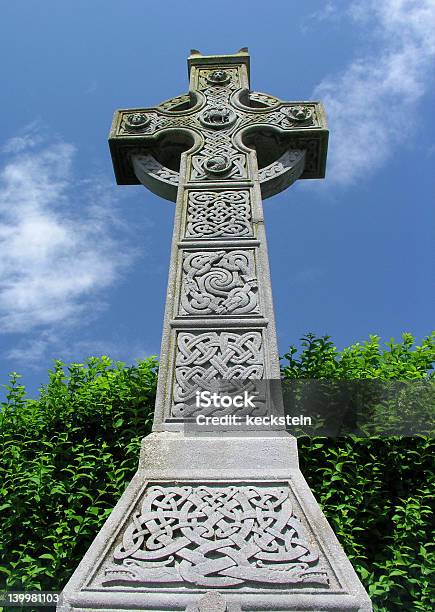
xmin=103 ymin=484 xmax=330 ymax=589
xmin=158 ymin=93 xmax=191 ymax=111
xmin=135 ymin=154 xmax=179 ymax=184
xmin=186 ymin=191 xmax=252 ymax=238
xmin=191 ymin=130 xmax=246 ymax=180
xmin=173 ymin=331 xmax=263 ymax=417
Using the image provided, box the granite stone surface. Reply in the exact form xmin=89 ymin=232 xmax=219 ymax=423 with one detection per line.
xmin=58 ymin=50 xmax=371 ymax=612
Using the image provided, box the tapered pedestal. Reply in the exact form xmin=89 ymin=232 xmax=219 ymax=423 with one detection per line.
xmin=58 ymin=432 xmax=372 ymax=611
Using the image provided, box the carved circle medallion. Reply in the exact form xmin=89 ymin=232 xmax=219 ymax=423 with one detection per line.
xmin=199 ymin=106 xmax=237 ymax=130
xmin=285 ymin=106 xmax=313 ymax=123
xmin=204 ymin=155 xmax=233 ymax=175
xmin=206 ymin=69 xmax=231 ymax=85
xmin=124 ymin=112 xmax=151 ymax=131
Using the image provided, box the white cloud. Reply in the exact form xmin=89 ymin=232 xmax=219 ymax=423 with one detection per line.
xmin=1 ymin=121 xmax=44 ymax=155
xmin=312 ymin=0 xmax=435 ymax=185
xmin=0 ymin=128 xmax=138 ymax=336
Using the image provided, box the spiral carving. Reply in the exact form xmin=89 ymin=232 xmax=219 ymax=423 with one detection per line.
xmin=180 ymin=250 xmax=258 ymax=315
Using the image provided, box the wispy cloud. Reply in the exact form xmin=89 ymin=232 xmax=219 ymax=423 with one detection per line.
xmin=0 ymin=126 xmax=138 ymax=340
xmin=1 ymin=121 xmax=45 ymax=155
xmin=300 ymin=1 xmax=341 ymax=31
xmin=312 ymin=0 xmax=435 ymax=185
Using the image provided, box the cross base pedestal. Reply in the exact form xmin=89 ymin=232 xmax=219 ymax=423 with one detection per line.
xmin=58 ymin=433 xmax=372 ymax=612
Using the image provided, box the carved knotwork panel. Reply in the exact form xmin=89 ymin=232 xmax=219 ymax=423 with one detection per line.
xmin=238 ymin=104 xmax=320 ymax=131
xmin=185 ymin=190 xmax=253 ymax=239
xmin=249 ymin=91 xmax=281 ymax=108
xmin=158 ymin=93 xmax=192 ymax=112
xmin=116 ymin=101 xmax=322 ymax=139
xmin=102 ymin=483 xmax=330 ymax=589
xmin=134 ymin=154 xmax=179 ymax=185
xmin=180 ymin=250 xmax=259 ymax=316
xmin=190 ymin=130 xmax=248 ymax=181
xmin=117 ymin=110 xmax=201 ymax=136
xmin=258 ymin=150 xmax=303 ymax=181
xmin=173 ymin=330 xmax=264 ymax=418
xmin=197 ymin=68 xmax=240 ymax=91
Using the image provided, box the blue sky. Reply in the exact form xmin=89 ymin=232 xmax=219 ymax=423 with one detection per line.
xmin=1 ymin=0 xmax=434 ymax=398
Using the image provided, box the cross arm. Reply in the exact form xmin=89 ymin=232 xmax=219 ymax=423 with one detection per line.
xmin=108 ymin=93 xmax=204 ymax=186
xmin=232 ymin=90 xmax=329 ymax=181
xmin=108 ymin=93 xmax=327 ymax=202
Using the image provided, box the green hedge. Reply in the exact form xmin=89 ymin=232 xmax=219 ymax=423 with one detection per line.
xmin=1 ymin=333 xmax=434 ymax=611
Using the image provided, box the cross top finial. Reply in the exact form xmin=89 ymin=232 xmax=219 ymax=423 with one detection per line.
xmin=187 ymin=48 xmax=251 ymax=82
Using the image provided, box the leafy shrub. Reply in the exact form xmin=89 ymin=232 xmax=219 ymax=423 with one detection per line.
xmin=0 ymin=334 xmax=434 ymax=611
xmin=0 ymin=357 xmax=157 ymax=601
xmin=282 ymin=333 xmax=434 ymax=611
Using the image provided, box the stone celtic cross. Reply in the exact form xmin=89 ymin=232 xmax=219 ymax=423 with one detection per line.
xmin=59 ymin=50 xmax=371 ymax=612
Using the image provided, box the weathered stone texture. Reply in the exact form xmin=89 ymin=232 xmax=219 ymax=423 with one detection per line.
xmin=58 ymin=50 xmax=371 ymax=612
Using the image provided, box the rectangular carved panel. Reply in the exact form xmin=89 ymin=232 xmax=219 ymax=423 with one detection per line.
xmin=172 ymin=330 xmax=264 ymax=418
xmin=179 ymin=249 xmax=259 ymax=316
xmin=102 ymin=482 xmax=330 ymax=590
xmin=184 ymin=190 xmax=253 ymax=239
